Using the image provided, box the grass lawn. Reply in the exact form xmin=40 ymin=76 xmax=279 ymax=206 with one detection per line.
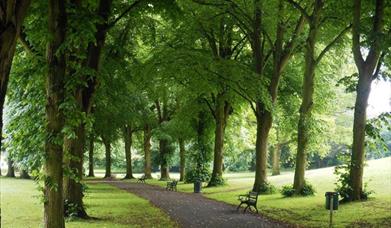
xmin=139 ymin=157 xmax=391 ymax=227
xmin=0 ymin=178 xmax=177 ymax=228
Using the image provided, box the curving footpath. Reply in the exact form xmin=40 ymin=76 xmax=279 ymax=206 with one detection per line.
xmin=105 ymin=180 xmax=292 ymax=228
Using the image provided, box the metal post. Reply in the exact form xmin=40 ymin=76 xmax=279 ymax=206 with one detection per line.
xmin=329 ymin=195 xmax=333 ymax=228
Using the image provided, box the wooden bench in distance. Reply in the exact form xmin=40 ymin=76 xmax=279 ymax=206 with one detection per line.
xmin=137 ymin=175 xmax=147 ymax=183
xmin=166 ymin=180 xmax=178 ymax=191
xmin=237 ymin=191 xmax=259 ymax=213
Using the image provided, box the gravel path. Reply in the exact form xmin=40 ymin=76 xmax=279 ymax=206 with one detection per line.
xmin=106 ymin=180 xmax=291 ymax=228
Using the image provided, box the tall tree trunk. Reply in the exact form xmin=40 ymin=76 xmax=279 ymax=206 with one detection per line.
xmin=63 ymin=0 xmax=113 ymax=217
xmin=293 ymin=53 xmax=316 ymax=194
xmin=0 ymin=1 xmax=31 ymax=172
xmin=250 ymin=0 xmax=269 ymax=192
xmin=44 ymin=0 xmax=67 ymax=227
xmin=144 ymin=124 xmax=152 ymax=179
xmin=20 ymin=169 xmax=31 ymax=179
xmin=87 ymin=136 xmax=94 ymax=177
xmin=253 ymin=105 xmax=271 ymax=192
xmin=272 ymin=144 xmax=281 ymax=176
xmin=63 ymin=125 xmax=87 ymax=218
xmin=293 ymin=0 xmax=322 ymax=194
xmin=251 ymin=0 xmax=304 ymax=193
xmin=208 ymin=94 xmax=227 ymax=186
xmin=159 ymin=139 xmax=170 ymax=180
xmin=349 ymin=71 xmax=372 ymax=200
xmin=123 ymin=125 xmax=134 ymax=179
xmin=6 ymin=158 xmax=15 ymax=177
xmin=179 ymin=138 xmax=185 ymax=181
xmin=349 ymin=0 xmax=385 ymax=201
xmin=102 ymin=138 xmax=111 ymax=178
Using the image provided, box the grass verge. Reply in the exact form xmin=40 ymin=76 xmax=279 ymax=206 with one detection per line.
xmin=0 ymin=177 xmax=177 ymax=228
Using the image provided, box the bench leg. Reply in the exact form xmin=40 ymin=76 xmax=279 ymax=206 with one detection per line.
xmin=237 ymin=202 xmax=244 ymax=211
xmin=244 ymin=205 xmax=250 ymax=213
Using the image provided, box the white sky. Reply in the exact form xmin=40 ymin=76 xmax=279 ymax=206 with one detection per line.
xmin=367 ymin=79 xmax=391 ymax=118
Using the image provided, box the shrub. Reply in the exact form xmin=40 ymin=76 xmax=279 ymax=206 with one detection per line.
xmin=281 ymin=184 xmax=295 ymax=197
xmin=185 ymin=166 xmax=210 ymax=183
xmin=334 ymin=164 xmax=373 ymax=202
xmin=281 ymin=182 xmax=316 ymax=197
xmin=259 ymin=182 xmax=277 ymax=194
xmin=208 ymin=175 xmax=225 ymax=187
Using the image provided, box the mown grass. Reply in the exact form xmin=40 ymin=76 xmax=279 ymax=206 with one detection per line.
xmin=0 ymin=178 xmax=177 ymax=228
xmin=137 ymin=157 xmax=391 ymax=227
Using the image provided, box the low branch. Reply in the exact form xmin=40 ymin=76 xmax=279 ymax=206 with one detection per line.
xmin=203 ymin=98 xmax=216 ymax=119
xmin=372 ymin=51 xmax=386 ymax=80
xmin=315 ymin=24 xmax=352 ymax=65
xmin=107 ymin=0 xmax=141 ymax=29
xmin=285 ymin=0 xmax=310 ymax=20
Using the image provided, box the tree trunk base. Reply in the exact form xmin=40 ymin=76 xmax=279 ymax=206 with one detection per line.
xmin=64 ymin=204 xmax=89 ymax=219
xmin=207 ymin=174 xmax=224 ymax=187
xmin=20 ymin=170 xmax=31 ymax=179
xmin=123 ymin=175 xmax=135 ymax=179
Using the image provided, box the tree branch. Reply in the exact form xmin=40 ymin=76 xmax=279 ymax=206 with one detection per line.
xmin=365 ymin=0 xmax=385 ymax=71
xmin=315 ymin=24 xmax=352 ymax=65
xmin=352 ymin=0 xmax=365 ymax=69
xmin=203 ymin=97 xmax=216 ymax=119
xmin=372 ymin=51 xmax=386 ymax=80
xmin=107 ymin=0 xmax=141 ymax=29
xmin=280 ymin=14 xmax=305 ymax=71
xmin=285 ymin=0 xmax=310 ymax=20
xmin=18 ymin=28 xmax=42 ymax=57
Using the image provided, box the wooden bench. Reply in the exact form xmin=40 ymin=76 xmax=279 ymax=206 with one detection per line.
xmin=137 ymin=175 xmax=147 ymax=183
xmin=166 ymin=180 xmax=178 ymax=191
xmin=237 ymin=191 xmax=259 ymax=213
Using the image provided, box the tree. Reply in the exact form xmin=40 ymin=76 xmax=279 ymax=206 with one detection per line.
xmin=0 ymin=0 xmax=31 ymax=173
xmin=349 ymin=0 xmax=387 ymax=201
xmin=287 ymin=0 xmax=351 ymax=194
xmin=43 ymin=0 xmax=67 ymax=226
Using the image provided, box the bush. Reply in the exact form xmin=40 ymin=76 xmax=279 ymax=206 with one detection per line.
xmin=259 ymin=182 xmax=277 ymax=194
xmin=185 ymin=166 xmax=210 ymax=183
xmin=208 ymin=175 xmax=225 ymax=187
xmin=334 ymin=164 xmax=373 ymax=202
xmin=281 ymin=182 xmax=316 ymax=197
xmin=281 ymin=184 xmax=295 ymax=197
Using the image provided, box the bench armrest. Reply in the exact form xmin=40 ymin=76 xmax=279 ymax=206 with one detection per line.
xmin=238 ymin=194 xmax=249 ymax=200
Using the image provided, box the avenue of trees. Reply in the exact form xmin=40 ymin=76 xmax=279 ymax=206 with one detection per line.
xmin=0 ymin=0 xmax=390 ymax=227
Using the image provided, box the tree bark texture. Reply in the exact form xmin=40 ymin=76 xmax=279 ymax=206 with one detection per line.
xmin=123 ymin=125 xmax=134 ymax=179
xmin=87 ymin=136 xmax=94 ymax=177
xmin=144 ymin=124 xmax=152 ymax=179
xmin=272 ymin=144 xmax=282 ymax=176
xmin=159 ymin=139 xmax=170 ymax=180
xmin=179 ymin=138 xmax=185 ymax=181
xmin=103 ymin=137 xmax=111 ymax=178
xmin=6 ymin=158 xmax=15 ymax=177
xmin=253 ymin=103 xmax=271 ymax=192
xmin=209 ymin=93 xmax=230 ymax=186
xmin=44 ymin=0 xmax=67 ymax=227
